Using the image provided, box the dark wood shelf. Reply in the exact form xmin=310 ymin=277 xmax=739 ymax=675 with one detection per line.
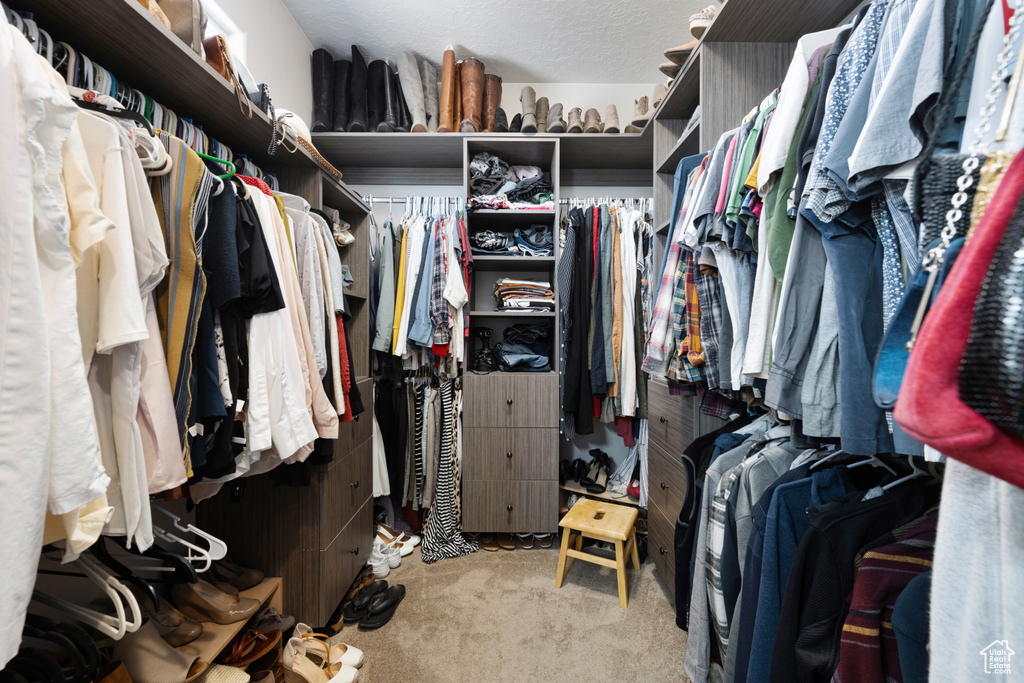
xmin=467 ymin=209 xmax=558 ymax=229
xmin=656 ymin=218 xmax=672 ymax=234
xmin=472 ymin=255 xmax=556 ymax=265
xmin=656 ymin=48 xmax=702 ymax=122
xmin=656 ymin=123 xmax=702 ymax=174
xmin=560 ymin=482 xmax=641 ymax=507
xmin=322 ymin=175 xmax=370 ymax=214
xmin=469 ymin=310 xmax=556 ymax=318
xmin=702 ymin=0 xmax=863 ymax=42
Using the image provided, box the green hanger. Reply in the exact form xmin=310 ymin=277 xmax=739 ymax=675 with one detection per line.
xmin=194 ymin=150 xmax=236 ymax=180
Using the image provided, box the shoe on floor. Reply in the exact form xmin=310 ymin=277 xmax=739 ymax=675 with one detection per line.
xmin=294 ymin=623 xmax=364 ymax=669
xmin=689 ymin=5 xmax=718 ymax=38
xmin=535 ymin=533 xmax=554 ymax=548
xmin=478 ymin=534 xmax=500 ymax=551
xmin=665 ymin=38 xmax=699 ymax=65
xmin=368 ymin=545 xmax=390 ymax=579
xmin=517 ymin=533 xmax=535 ymax=549
xmin=378 ymin=523 xmax=421 ymax=548
xmin=358 ymin=585 xmax=406 ymax=631
xmin=374 ymin=541 xmax=402 ymax=568
xmin=342 ymin=581 xmax=388 ymax=624
xmin=496 ymin=533 xmax=517 ymax=550
xmin=283 ymin=636 xmax=359 ymax=682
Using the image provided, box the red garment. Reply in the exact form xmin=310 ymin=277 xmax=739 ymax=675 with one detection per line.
xmin=238 ymin=175 xmax=273 ymax=196
xmin=616 ymin=416 xmax=635 ymax=446
xmin=337 ymin=314 xmax=353 ymax=423
xmin=894 ymin=151 xmax=1024 ymax=487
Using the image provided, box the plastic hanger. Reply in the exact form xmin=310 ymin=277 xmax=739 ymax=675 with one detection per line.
xmin=33 ymin=554 xmax=141 ymax=639
xmin=106 ymin=536 xmax=199 ymax=584
xmin=844 ymin=452 xmax=898 ymax=476
xmin=882 ymin=454 xmax=929 ymax=491
xmin=152 ymin=525 xmax=213 ymax=572
xmin=75 ymin=97 xmax=156 ymax=137
xmin=194 ymin=150 xmax=236 ymax=179
xmin=90 ymin=537 xmax=160 ymax=610
xmin=153 ymin=507 xmax=228 ymax=561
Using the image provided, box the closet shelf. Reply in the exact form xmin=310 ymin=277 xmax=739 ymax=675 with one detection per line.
xmin=472 ymin=255 xmax=556 ymax=265
xmin=702 ymin=0 xmax=864 ymax=42
xmin=560 ymin=482 xmax=641 ymax=507
xmin=656 ymin=49 xmax=702 ymax=123
xmin=655 ymin=218 xmax=672 ymax=234
xmin=467 ymin=210 xmax=558 ymax=229
xmin=322 ymin=175 xmax=371 ymax=214
xmin=469 ymin=310 xmax=556 ymax=318
xmin=311 ymin=131 xmax=653 ymax=170
xmin=657 ymin=123 xmax=702 ymax=174
xmin=177 ymin=577 xmax=282 ymax=663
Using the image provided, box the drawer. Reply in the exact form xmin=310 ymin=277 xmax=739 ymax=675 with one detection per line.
xmin=462 ymin=480 xmax=558 ymax=533
xmin=463 ymin=428 xmax=558 ymax=481
xmin=648 ymin=441 xmax=689 ymax=521
xmin=319 ymin=440 xmax=372 ymax=549
xmin=648 ymin=505 xmax=676 ymax=595
xmin=648 ymin=379 xmax=695 ymax=456
xmin=464 ymin=373 xmax=558 ymax=428
xmin=335 ymin=378 xmax=373 ymax=458
xmin=319 ymin=497 xmax=372 ymax=624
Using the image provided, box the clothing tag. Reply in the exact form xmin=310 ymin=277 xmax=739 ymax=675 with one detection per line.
xmin=862 ymin=485 xmax=885 ymax=501
xmin=188 ymin=423 xmax=204 ymax=437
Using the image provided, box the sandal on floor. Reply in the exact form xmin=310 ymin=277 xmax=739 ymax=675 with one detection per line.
xmin=341 ymin=581 xmax=387 ymax=623
xmin=294 ymin=624 xmax=364 ymax=669
xmin=358 ymin=585 xmax=406 ymax=630
xmin=517 ymin=533 xmax=534 ymax=549
xmin=478 ymin=534 xmax=500 ymax=551
xmin=283 ymin=637 xmax=359 ymax=682
xmin=535 ymin=533 xmax=554 ymax=548
xmin=496 ymin=533 xmax=517 ymax=550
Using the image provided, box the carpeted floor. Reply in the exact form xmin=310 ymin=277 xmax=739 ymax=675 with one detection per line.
xmin=330 ymin=541 xmax=688 ymax=682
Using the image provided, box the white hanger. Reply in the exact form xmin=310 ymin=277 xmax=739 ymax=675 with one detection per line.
xmin=152 ymin=525 xmax=214 ymax=572
xmin=32 ymin=554 xmax=141 ymax=639
xmin=845 ymin=452 xmax=898 ymax=476
xmin=882 ymin=454 xmax=929 ymax=491
xmin=153 ymin=507 xmax=228 ymax=561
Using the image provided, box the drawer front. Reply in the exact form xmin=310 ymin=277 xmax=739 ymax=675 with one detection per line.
xmin=464 ymin=373 xmax=558 ymax=428
xmin=319 ymin=440 xmax=372 ymax=549
xmin=463 ymin=428 xmax=559 ymax=481
xmin=648 ymin=441 xmax=689 ymax=521
xmin=319 ymin=497 xmax=372 ymax=624
xmin=462 ymin=480 xmax=558 ymax=533
xmin=512 ymin=374 xmax=559 ymax=428
xmin=648 ymin=379 xmax=695 ymax=456
xmin=647 ymin=505 xmax=676 ymax=595
xmin=335 ymin=378 xmax=373 ymax=458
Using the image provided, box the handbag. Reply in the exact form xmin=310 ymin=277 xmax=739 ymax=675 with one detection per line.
xmin=157 ymin=0 xmax=207 ymax=55
xmin=202 ymin=35 xmax=253 ymax=120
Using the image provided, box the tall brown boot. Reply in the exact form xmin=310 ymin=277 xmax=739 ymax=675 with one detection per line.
xmin=453 ymin=61 xmax=463 ymax=131
xmin=483 ymin=74 xmax=502 ymax=132
xmin=459 ymin=58 xmax=485 ymax=132
xmin=437 ymin=48 xmax=456 ymax=132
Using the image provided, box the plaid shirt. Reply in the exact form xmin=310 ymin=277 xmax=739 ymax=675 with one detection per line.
xmin=430 ymin=217 xmax=452 ymax=346
xmin=683 ymin=249 xmax=705 ymax=367
xmin=695 ymin=265 xmax=724 ymax=391
xmin=668 ymin=254 xmax=705 ymax=383
xmin=642 ymin=241 xmax=683 ymax=374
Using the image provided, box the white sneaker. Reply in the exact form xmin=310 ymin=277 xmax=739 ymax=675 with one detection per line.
xmin=375 ymin=541 xmax=402 ymax=569
xmin=368 ymin=546 xmax=390 ymax=578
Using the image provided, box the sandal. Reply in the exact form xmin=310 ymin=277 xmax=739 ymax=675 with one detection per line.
xmin=517 ymin=533 xmax=535 ymax=549
xmin=283 ymin=637 xmax=359 ymax=683
xmin=294 ymin=624 xmax=364 ymax=669
xmin=496 ymin=533 xmax=517 ymax=550
xmin=535 ymin=533 xmax=554 ymax=549
xmin=341 ymin=581 xmax=387 ymax=623
xmin=216 ymin=629 xmax=282 ymax=668
xmin=478 ymin=534 xmax=500 ymax=551
xmin=358 ymin=585 xmax=406 ymax=631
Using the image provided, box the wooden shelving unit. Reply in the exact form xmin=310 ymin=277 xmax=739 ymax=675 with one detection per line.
xmin=469 ymin=310 xmax=556 ymax=318
xmin=657 ymin=123 xmax=702 ymax=174
xmin=560 ymin=481 xmax=640 ymax=507
xmin=177 ymin=577 xmax=282 ymax=663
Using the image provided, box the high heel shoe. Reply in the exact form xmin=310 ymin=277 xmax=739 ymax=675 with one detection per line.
xmin=586 ymin=451 xmax=613 ymax=494
xmin=294 ymin=624 xmax=364 ymax=669
xmin=579 ymin=449 xmax=605 ymax=487
xmin=212 ymin=556 xmax=265 ymax=591
xmin=282 ymin=637 xmax=358 ymax=683
xmin=172 ymin=580 xmax=261 ymax=625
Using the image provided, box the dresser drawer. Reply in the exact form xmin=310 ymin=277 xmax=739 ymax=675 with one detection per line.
xmin=462 ymin=480 xmax=558 ymax=533
xmin=464 ymin=373 xmax=558 ymax=428
xmin=648 ymin=441 xmax=689 ymax=521
xmin=318 ymin=440 xmax=372 ymax=549
xmin=648 ymin=505 xmax=676 ymax=595
xmin=319 ymin=497 xmax=372 ymax=624
xmin=463 ymin=428 xmax=558 ymax=481
xmin=648 ymin=379 xmax=695 ymax=455
xmin=335 ymin=378 xmax=373 ymax=458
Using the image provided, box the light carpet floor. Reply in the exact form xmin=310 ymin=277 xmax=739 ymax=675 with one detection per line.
xmin=329 ymin=543 xmax=688 ymax=682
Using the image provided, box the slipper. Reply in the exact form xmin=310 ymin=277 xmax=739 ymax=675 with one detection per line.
xmin=517 ymin=533 xmax=535 ymax=549
xmin=341 ymin=580 xmax=388 ymax=623
xmin=358 ymin=585 xmax=406 ymax=630
xmin=478 ymin=534 xmax=500 ymax=552
xmin=216 ymin=629 xmax=281 ymax=668
xmin=496 ymin=533 xmax=517 ymax=550
xmin=535 ymin=533 xmax=554 ymax=548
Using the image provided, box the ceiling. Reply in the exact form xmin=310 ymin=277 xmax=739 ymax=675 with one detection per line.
xmin=281 ymin=0 xmax=708 ymax=84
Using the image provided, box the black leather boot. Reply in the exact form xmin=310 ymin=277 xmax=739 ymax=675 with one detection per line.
xmin=348 ymin=45 xmax=368 ymax=132
xmin=394 ymin=71 xmax=412 ymax=132
xmin=332 ymin=59 xmax=351 ymax=132
xmin=310 ymin=48 xmax=334 ymax=132
xmin=367 ymin=59 xmax=389 ymax=131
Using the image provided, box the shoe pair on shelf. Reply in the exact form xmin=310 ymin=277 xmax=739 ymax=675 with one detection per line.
xmin=476 ymin=532 xmax=553 ymax=551
xmin=661 ymin=5 xmax=720 ymax=74
xmin=580 ymin=449 xmax=613 ymax=494
xmin=172 ymin=578 xmax=262 ymax=626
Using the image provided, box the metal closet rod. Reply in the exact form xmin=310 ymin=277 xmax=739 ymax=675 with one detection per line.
xmin=364 ymin=197 xmax=464 ymax=203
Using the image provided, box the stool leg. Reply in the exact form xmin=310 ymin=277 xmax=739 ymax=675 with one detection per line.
xmin=575 ymin=533 xmax=584 ymax=552
xmin=555 ymin=529 xmax=571 ymax=588
xmin=630 ymin=531 xmax=641 ymax=570
xmin=615 ymin=539 xmax=628 ymax=609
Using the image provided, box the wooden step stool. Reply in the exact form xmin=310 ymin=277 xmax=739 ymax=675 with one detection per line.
xmin=555 ymin=498 xmax=641 ymax=608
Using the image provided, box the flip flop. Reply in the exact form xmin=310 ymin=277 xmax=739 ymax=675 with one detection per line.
xmin=517 ymin=533 xmax=535 ymax=549
xmin=358 ymin=585 xmax=406 ymax=630
xmin=341 ymin=580 xmax=388 ymax=623
xmin=497 ymin=533 xmax=517 ymax=550
xmin=478 ymin=534 xmax=500 ymax=552
xmin=535 ymin=533 xmax=554 ymax=549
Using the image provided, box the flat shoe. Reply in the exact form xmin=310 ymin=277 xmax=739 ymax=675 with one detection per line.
xmin=342 ymin=581 xmax=387 ymax=623
xmin=517 ymin=533 xmax=535 ymax=549
xmin=358 ymin=585 xmax=406 ymax=630
xmin=665 ymin=38 xmax=699 ymax=65
xmin=535 ymin=533 xmax=554 ymax=548
xmin=216 ymin=629 xmax=281 ymax=668
xmin=478 ymin=534 xmax=500 ymax=551
xmin=496 ymin=533 xmax=517 ymax=550
xmin=659 ymin=61 xmax=681 ymax=78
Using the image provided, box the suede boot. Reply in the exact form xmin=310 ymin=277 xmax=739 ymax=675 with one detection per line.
xmin=509 ymin=113 xmax=523 ymax=133
xmin=547 ymin=103 xmax=566 ymax=133
xmin=494 ymin=108 xmax=509 ymax=132
xmin=536 ymin=96 xmax=549 ymax=133
xmin=397 ymin=51 xmax=427 ymax=132
xmin=331 ymin=60 xmax=351 ymax=132
xmin=438 ymin=48 xmax=456 ymax=132
xmin=567 ymin=107 xmax=583 ymax=133
xmin=459 ymin=58 xmax=485 ymax=132
xmin=421 ymin=59 xmax=439 ymax=132
xmin=348 ymin=45 xmax=368 ymax=132
xmin=310 ymin=48 xmax=334 ymax=132
xmin=483 ymin=74 xmax=502 ymax=132
xmin=630 ymin=95 xmax=650 ymax=127
xmin=583 ymin=108 xmax=602 ymax=133
xmin=394 ymin=70 xmax=412 ymax=132
xmin=369 ymin=60 xmax=397 ymax=132
xmin=652 ymin=83 xmax=668 ymax=111
xmin=604 ymin=104 xmax=620 ymax=134
xmin=520 ymin=86 xmax=537 ymax=133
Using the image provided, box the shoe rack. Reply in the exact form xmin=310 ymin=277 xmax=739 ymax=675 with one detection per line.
xmin=644 ymin=0 xmax=867 ymax=597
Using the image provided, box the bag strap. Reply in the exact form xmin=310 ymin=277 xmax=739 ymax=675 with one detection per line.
xmin=218 ymin=39 xmax=253 ymax=120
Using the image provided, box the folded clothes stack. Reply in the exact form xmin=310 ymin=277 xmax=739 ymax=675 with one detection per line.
xmin=495 ymin=322 xmax=553 ymax=372
xmin=493 ymin=278 xmax=555 ymax=311
xmin=469 ymin=152 xmax=555 ymax=210
xmin=470 ymin=225 xmax=553 ymax=256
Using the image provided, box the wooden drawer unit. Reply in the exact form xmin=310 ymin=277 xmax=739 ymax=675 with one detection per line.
xmin=334 ymin=378 xmax=373 ymax=458
xmin=648 ymin=379 xmax=695 ymax=456
xmin=648 ymin=441 xmax=689 ymax=522
xmin=463 ymin=428 xmax=558 ymax=481
xmin=318 ymin=440 xmax=372 ymax=549
xmin=464 ymin=373 xmax=558 ymax=428
xmin=648 ymin=505 xmax=676 ymax=595
xmin=463 ymin=480 xmax=559 ymax=533
xmin=319 ymin=497 xmax=372 ymax=623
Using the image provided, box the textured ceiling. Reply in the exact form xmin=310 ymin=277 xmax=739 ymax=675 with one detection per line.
xmin=281 ymin=0 xmax=708 ymax=83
